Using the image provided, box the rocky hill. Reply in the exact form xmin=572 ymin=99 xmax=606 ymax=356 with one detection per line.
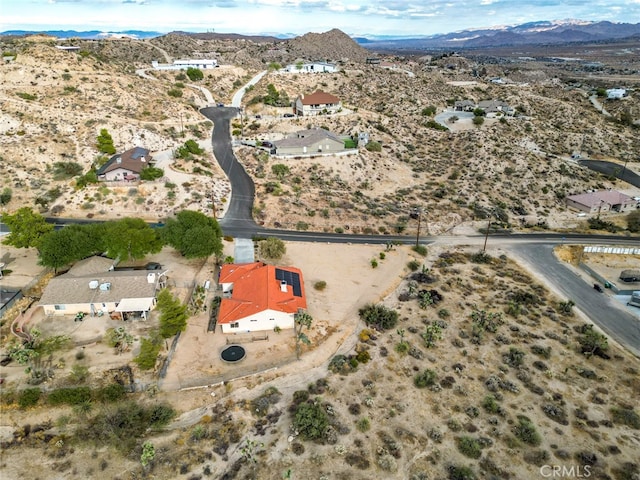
xmin=281 ymin=28 xmax=370 ymax=63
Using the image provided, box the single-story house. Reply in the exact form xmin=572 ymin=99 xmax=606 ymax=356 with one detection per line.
xmin=565 ymin=190 xmax=638 ymax=214
xmin=217 ymin=262 xmax=307 ymax=334
xmin=294 ymin=90 xmax=341 ymax=116
xmin=39 ymin=256 xmax=165 ymax=319
xmin=477 ymin=99 xmax=511 ymax=115
xmin=97 ymin=146 xmax=153 ymax=182
xmin=284 ymin=62 xmax=338 ymax=73
xmin=454 ymin=100 xmax=476 ymax=112
xmin=273 ymin=128 xmax=347 ymax=156
xmin=606 ymin=88 xmax=626 ymax=100
xmin=151 ymin=59 xmax=217 ymax=70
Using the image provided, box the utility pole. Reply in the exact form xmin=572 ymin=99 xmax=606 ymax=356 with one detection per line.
xmin=482 ymin=209 xmax=495 ymax=253
xmin=179 ymin=112 xmax=184 ymax=137
xmin=620 ymin=156 xmax=629 ymax=180
xmin=415 ymin=211 xmax=421 ymax=247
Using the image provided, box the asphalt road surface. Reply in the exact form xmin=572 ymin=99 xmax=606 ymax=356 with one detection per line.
xmin=512 ymin=243 xmax=640 ymax=358
xmin=200 ymin=106 xmax=257 ymax=230
xmin=579 ymin=159 xmax=640 ymax=188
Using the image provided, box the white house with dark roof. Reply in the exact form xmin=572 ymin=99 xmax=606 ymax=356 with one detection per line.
xmin=152 ymin=59 xmax=217 ymax=70
xmin=97 ymin=146 xmax=153 ymax=182
xmin=39 ymin=256 xmax=166 ymax=319
xmin=565 ymin=190 xmax=638 ymax=214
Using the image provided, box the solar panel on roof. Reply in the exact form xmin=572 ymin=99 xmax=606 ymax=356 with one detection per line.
xmin=275 ymin=268 xmax=302 ymax=297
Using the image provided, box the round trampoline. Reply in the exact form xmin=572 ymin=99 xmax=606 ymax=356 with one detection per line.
xmin=221 ymin=345 xmax=246 ymax=363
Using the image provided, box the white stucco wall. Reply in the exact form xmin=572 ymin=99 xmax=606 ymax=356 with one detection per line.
xmin=220 ymin=309 xmax=294 ymax=333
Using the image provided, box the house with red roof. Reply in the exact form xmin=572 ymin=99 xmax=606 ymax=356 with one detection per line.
xmin=294 ymin=90 xmax=341 ymax=116
xmin=217 ymin=262 xmax=307 ymax=333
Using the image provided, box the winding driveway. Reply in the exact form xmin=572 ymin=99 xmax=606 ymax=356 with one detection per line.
xmin=578 ymin=159 xmax=640 ymax=188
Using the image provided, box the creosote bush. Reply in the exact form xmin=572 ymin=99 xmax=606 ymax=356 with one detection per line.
xmin=414 ymin=369 xmax=437 ymax=388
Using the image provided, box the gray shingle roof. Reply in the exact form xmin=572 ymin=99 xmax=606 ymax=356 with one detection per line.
xmin=274 ymin=128 xmax=342 ymax=149
xmin=39 ymin=270 xmax=158 ymax=306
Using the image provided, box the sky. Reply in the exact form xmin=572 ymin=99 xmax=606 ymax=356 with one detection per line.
xmin=2 ymin=0 xmax=640 ymax=37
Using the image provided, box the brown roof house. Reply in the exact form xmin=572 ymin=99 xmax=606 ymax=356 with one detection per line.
xmin=273 ymin=128 xmax=348 ymax=157
xmin=565 ymin=190 xmax=638 ymax=214
xmin=294 ymin=90 xmax=341 ymax=116
xmin=39 ymin=256 xmax=166 ymax=320
xmin=97 ymin=147 xmax=153 ymax=182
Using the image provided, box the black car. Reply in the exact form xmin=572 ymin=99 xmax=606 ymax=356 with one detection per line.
xmin=261 ymin=141 xmax=273 ymax=148
xmin=593 ymin=284 xmax=603 ymax=293
xmin=283 ymin=113 xmax=295 ymax=118
xmin=255 ymin=115 xmax=262 ymax=119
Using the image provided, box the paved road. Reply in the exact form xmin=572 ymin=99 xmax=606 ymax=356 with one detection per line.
xmin=231 ymin=70 xmax=267 ymax=108
xmin=512 ymin=244 xmax=640 ymax=358
xmin=200 ymin=106 xmax=257 ymax=230
xmin=578 ymin=159 xmax=640 ymax=188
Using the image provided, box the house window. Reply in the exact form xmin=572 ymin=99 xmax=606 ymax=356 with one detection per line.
xmin=54 ymin=305 xmax=66 ymax=310
xmin=230 ymin=322 xmax=239 ymax=329
xmin=270 ymin=318 xmax=275 ymax=321
xmin=250 ymin=319 xmax=257 ymax=322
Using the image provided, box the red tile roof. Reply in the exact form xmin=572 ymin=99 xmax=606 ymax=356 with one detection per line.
xmin=299 ymin=90 xmax=339 ymax=105
xmin=218 ymin=263 xmax=307 ymax=324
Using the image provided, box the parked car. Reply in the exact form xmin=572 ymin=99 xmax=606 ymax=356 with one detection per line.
xmin=217 ymin=103 xmax=224 ymax=107
xmin=593 ymin=283 xmax=603 ymax=293
xmin=283 ymin=113 xmax=295 ymax=118
xmin=255 ymin=115 xmax=262 ymax=119
xmin=261 ymin=141 xmax=273 ymax=148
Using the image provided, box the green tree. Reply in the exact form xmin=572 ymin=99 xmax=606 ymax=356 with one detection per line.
xmin=358 ymin=303 xmax=398 ymax=331
xmin=103 ymin=218 xmax=163 ymax=261
xmin=186 ymin=67 xmax=204 ymax=81
xmin=1 ymin=207 xmax=54 ymax=249
xmin=271 ymin=163 xmax=290 ymax=180
xmin=267 ymin=62 xmax=282 ymax=71
xmin=105 ymin=326 xmax=134 ymax=354
xmin=579 ymin=325 xmax=608 ymax=357
xmin=472 ymin=116 xmax=484 ymax=126
xmin=96 ymin=128 xmax=116 ymax=155
xmin=0 ymin=187 xmax=13 ymax=206
xmin=139 ymin=166 xmax=164 ymax=181
xmin=134 ymin=334 xmax=162 ymax=370
xmin=161 ymin=210 xmax=223 ymax=259
xmin=293 ymin=399 xmax=328 ymax=440
xmin=264 ymin=83 xmax=280 ymax=106
xmin=260 ymin=237 xmax=286 ymax=260
xmin=626 ymin=210 xmax=640 ymax=233
xmin=156 ymin=289 xmax=188 ymax=338
xmin=294 ymin=312 xmax=313 ymax=359
xmin=38 ymin=224 xmax=104 ymax=271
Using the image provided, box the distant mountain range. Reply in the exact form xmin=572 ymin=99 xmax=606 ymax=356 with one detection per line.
xmin=354 ymin=20 xmax=640 ymax=50
xmin=2 ymin=19 xmax=640 ymax=50
xmin=0 ymin=29 xmax=163 ymax=39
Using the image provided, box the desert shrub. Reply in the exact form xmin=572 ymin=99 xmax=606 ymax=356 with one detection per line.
xmin=610 ymin=406 xmax=640 ymax=429
xmin=365 ymin=141 xmax=382 ymax=152
xmin=578 ymin=325 xmax=609 ymax=358
xmin=94 ymin=383 xmax=126 ymax=403
xmin=140 ymin=166 xmax=164 ymax=181
xmin=513 ymin=416 xmax=541 ymax=446
xmin=186 ymin=67 xmax=203 ymax=81
xmin=251 ymin=386 xmax=281 ymax=417
xmin=48 ymin=386 xmax=92 ymax=406
xmin=503 ymin=347 xmax=525 ymax=367
xmin=412 ymin=245 xmax=428 ymax=256
xmin=18 ymin=388 xmax=41 ymax=409
xmin=407 ymin=260 xmax=421 ymax=271
xmin=456 ymin=436 xmax=482 ymax=459
xmin=358 ymin=304 xmax=398 ymax=331
xmin=356 ymin=417 xmax=371 ymax=432
xmin=377 ymin=453 xmax=397 ymax=472
xmin=481 ymin=395 xmax=502 ymax=414
xmin=328 ymin=354 xmax=354 ymax=374
xmin=167 ymin=88 xmax=183 ymax=98
xmin=293 ymin=399 xmax=328 ymax=441
xmin=626 ymin=210 xmax=640 ymax=233
xmin=530 ymin=345 xmax=551 ymax=359
xmin=470 ymin=251 xmax=492 ymax=264
xmin=355 ymin=350 xmax=370 ymax=364
xmin=314 ymin=281 xmax=327 ymax=291
xmin=414 ymin=369 xmax=437 ymax=388
xmin=448 ymin=465 xmax=476 ymax=480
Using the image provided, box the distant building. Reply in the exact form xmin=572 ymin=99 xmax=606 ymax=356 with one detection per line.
xmin=97 ymin=146 xmax=153 ymax=182
xmin=565 ymin=190 xmax=638 ymax=214
xmin=151 ymin=59 xmax=217 ymax=70
xmin=284 ymin=62 xmax=338 ymax=73
xmin=294 ymin=90 xmax=341 ymax=116
xmin=217 ymin=262 xmax=307 ymax=333
xmin=606 ymin=88 xmax=626 ymax=100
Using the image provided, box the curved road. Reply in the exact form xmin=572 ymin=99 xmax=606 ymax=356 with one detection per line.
xmin=579 ymin=159 xmax=640 ymax=188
